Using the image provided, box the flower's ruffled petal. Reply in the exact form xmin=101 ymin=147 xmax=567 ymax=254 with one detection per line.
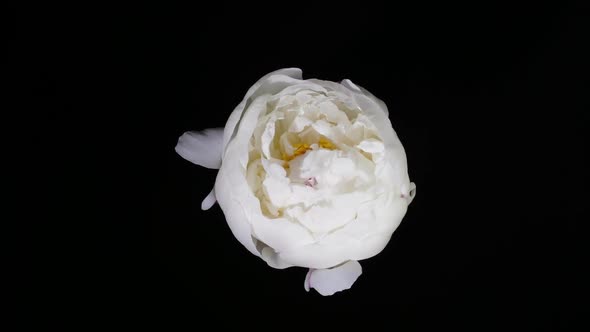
xmin=307 ymin=79 xmax=354 ymax=97
xmin=215 ymin=95 xmax=280 ymax=258
xmin=340 ymin=78 xmax=362 ymax=92
xmin=250 ymin=214 xmax=316 ymax=254
xmin=337 ymin=194 xmax=408 ymax=241
xmin=175 ymin=128 xmax=224 ymax=169
xmin=277 ymin=199 xmax=408 ymax=269
xmin=216 ymin=122 xmax=267 ymax=257
xmin=222 ymin=68 xmax=303 ymax=154
xmin=277 ymin=234 xmax=361 ymax=269
xmin=215 ymin=166 xmax=260 ymax=256
xmin=306 ymin=260 xmax=362 ymax=296
xmin=269 ymin=82 xmax=327 ymax=100
xmin=341 ymin=79 xmax=389 ymax=116
xmin=260 ymin=245 xmax=294 ymax=269
xmin=201 ymin=188 xmax=216 ymax=211
xmin=342 ymin=79 xmax=413 ymax=195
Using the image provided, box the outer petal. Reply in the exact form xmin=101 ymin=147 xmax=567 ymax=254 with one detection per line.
xmin=222 ymin=68 xmax=303 ymax=153
xmin=214 ymin=95 xmax=274 ymax=257
xmin=175 ymin=128 xmax=224 ymax=169
xmin=279 ymin=235 xmax=362 ymax=269
xmin=343 ymin=79 xmax=412 ymax=197
xmin=214 ymin=168 xmax=260 ymax=257
xmin=341 ymin=79 xmax=389 ymax=116
xmin=260 ymin=245 xmax=294 ymax=269
xmin=306 ymin=260 xmax=362 ymax=296
xmin=201 ymin=188 xmax=216 ymax=211
xmin=249 ymin=214 xmax=315 ymax=255
xmin=277 ymin=197 xmax=408 ymax=269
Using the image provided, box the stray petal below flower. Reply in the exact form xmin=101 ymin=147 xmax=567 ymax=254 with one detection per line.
xmin=305 ymin=260 xmax=362 ymax=296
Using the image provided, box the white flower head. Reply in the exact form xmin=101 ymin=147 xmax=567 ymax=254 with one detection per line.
xmin=176 ymin=68 xmax=416 ymax=296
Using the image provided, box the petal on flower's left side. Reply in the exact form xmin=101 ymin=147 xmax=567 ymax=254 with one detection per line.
xmin=213 ymin=95 xmax=275 ymax=258
xmin=214 ymin=171 xmax=261 ymax=257
xmin=305 ymin=260 xmax=362 ymax=296
xmin=175 ymin=128 xmax=224 ymax=169
xmin=201 ymin=188 xmax=217 ymax=211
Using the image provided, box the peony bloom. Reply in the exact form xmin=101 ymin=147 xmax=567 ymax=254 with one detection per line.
xmin=176 ymin=68 xmax=416 ymax=295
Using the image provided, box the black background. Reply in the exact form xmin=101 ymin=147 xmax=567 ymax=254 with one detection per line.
xmin=20 ymin=2 xmax=587 ymax=329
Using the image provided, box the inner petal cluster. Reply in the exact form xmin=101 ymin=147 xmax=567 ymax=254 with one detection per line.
xmin=246 ymin=88 xmax=386 ymax=235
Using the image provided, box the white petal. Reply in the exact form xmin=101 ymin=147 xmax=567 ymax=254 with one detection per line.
xmin=317 ymin=101 xmax=349 ymax=125
xmin=277 ymin=233 xmax=361 ymax=269
xmin=269 ymin=82 xmax=327 ymax=99
xmin=260 ymin=245 xmax=294 ymax=269
xmin=408 ymin=182 xmax=416 ymax=203
xmin=260 ymin=119 xmax=276 ymax=159
xmin=214 ymin=95 xmax=280 ymax=258
xmin=304 ymin=269 xmax=313 ymax=292
xmin=222 ymin=68 xmax=303 ymax=153
xmin=357 ymin=138 xmax=385 ymax=154
xmin=214 ymin=164 xmax=260 ymax=257
xmin=287 ymin=193 xmax=364 ymax=234
xmin=288 ymin=116 xmax=313 ymax=132
xmin=307 ymin=260 xmax=362 ymax=296
xmin=346 ymin=85 xmax=411 ymax=190
xmin=249 ymin=213 xmax=315 ymax=254
xmin=341 ymin=79 xmax=389 ymax=116
xmin=277 ymin=198 xmax=408 ymax=269
xmin=175 ymin=128 xmax=224 ymax=169
xmin=201 ymin=188 xmax=216 ymax=210
xmin=340 ymin=79 xmax=361 ymax=92
xmin=307 ymin=79 xmax=355 ymax=97
xmin=234 ymin=96 xmax=273 ymax=170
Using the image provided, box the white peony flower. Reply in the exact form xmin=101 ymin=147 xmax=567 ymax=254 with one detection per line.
xmin=175 ymin=68 xmax=416 ymax=296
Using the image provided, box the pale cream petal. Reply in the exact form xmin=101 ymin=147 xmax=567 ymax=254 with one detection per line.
xmin=307 ymin=260 xmax=362 ymax=296
xmin=201 ymin=188 xmax=216 ymax=211
xmin=175 ymin=128 xmax=224 ymax=169
xmin=222 ymin=68 xmax=303 ymax=153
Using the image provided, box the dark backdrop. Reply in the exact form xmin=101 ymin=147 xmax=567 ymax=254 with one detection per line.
xmin=20 ymin=3 xmax=587 ymax=329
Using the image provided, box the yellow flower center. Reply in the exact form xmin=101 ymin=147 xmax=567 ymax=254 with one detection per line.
xmin=282 ymin=137 xmax=337 ymax=168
